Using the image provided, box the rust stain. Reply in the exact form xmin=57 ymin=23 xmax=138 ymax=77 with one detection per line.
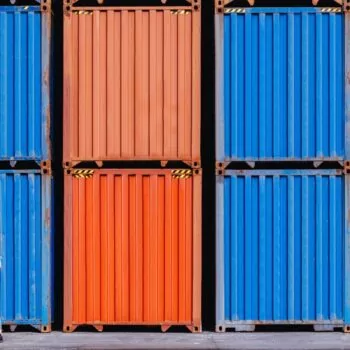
xmin=64 ymin=169 xmax=202 ymax=329
xmin=44 ymin=208 xmax=50 ymax=228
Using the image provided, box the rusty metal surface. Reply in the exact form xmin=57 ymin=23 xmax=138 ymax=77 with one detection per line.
xmin=63 ymin=7 xmax=200 ymax=164
xmin=64 ymin=169 xmax=202 ymax=331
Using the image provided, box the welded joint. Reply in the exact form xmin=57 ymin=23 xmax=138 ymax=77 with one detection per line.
xmin=216 ymin=161 xmax=228 ymax=170
xmin=192 ymin=0 xmax=201 ymax=11
xmin=344 ymin=1 xmax=350 ymax=11
xmin=41 ymin=160 xmax=52 ymax=175
xmin=344 ymin=161 xmax=350 ymax=174
xmin=40 ymin=0 xmax=51 ymax=12
xmin=63 ymin=0 xmax=73 ymax=14
xmin=216 ymin=325 xmax=226 ymax=332
xmin=193 ymin=168 xmax=202 ymax=176
xmin=216 ymin=169 xmax=225 ymax=176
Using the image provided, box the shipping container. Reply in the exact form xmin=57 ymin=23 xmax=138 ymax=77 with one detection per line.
xmin=0 ymin=170 xmax=53 ymax=332
xmin=215 ymin=7 xmax=345 ymax=165
xmin=216 ymin=169 xmax=350 ymax=332
xmin=0 ymin=3 xmax=51 ymax=162
xmin=64 ymin=168 xmax=202 ymax=332
xmin=63 ymin=2 xmax=201 ymax=167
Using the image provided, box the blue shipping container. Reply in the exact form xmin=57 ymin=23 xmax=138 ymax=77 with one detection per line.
xmin=216 ymin=8 xmax=345 ymax=164
xmin=0 ymin=4 xmax=51 ymax=162
xmin=216 ymin=169 xmax=350 ymax=331
xmin=0 ymin=171 xmax=53 ymax=331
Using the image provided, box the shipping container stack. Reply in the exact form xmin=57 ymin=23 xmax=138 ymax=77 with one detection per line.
xmin=215 ymin=0 xmax=350 ymax=332
xmin=62 ymin=0 xmax=202 ymax=332
xmin=0 ymin=0 xmax=53 ymax=333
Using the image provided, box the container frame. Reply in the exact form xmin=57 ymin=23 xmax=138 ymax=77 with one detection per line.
xmin=216 ymin=169 xmax=350 ymax=332
xmin=63 ymin=168 xmax=202 ymax=333
xmin=0 ymin=3 xmax=51 ymax=163
xmin=0 ymin=170 xmax=53 ymax=333
xmin=63 ymin=0 xmax=201 ymax=167
xmin=215 ymin=6 xmax=347 ymax=167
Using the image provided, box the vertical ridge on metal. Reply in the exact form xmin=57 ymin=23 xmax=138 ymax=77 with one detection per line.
xmin=63 ymin=1 xmax=200 ymax=165
xmin=0 ymin=171 xmax=52 ymax=330
xmin=0 ymin=3 xmax=51 ymax=162
xmin=63 ymin=169 xmax=202 ymax=332
xmin=345 ymin=167 xmax=350 ymax=328
xmin=345 ymin=8 xmax=350 ymax=159
xmin=216 ymin=169 xmax=345 ymax=330
xmin=216 ymin=7 xmax=345 ymax=164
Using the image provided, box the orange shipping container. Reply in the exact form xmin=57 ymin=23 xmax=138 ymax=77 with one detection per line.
xmin=64 ymin=169 xmax=202 ymax=332
xmin=63 ymin=2 xmax=201 ymax=166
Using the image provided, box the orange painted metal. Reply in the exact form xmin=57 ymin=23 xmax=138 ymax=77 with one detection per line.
xmin=64 ymin=169 xmax=202 ymax=332
xmin=63 ymin=6 xmax=201 ymax=165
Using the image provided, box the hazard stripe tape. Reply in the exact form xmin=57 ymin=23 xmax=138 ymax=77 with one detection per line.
xmin=171 ymin=10 xmax=191 ymax=15
xmin=172 ymin=169 xmax=192 ymax=179
xmin=72 ymin=169 xmax=95 ymax=179
xmin=73 ymin=10 xmax=93 ymax=15
xmin=224 ymin=8 xmax=340 ymax=14
xmin=321 ymin=8 xmax=341 ymax=12
xmin=224 ymin=8 xmax=245 ymax=13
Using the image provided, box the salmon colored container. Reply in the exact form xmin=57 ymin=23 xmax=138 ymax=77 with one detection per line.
xmin=64 ymin=168 xmax=202 ymax=332
xmin=63 ymin=1 xmax=201 ymax=167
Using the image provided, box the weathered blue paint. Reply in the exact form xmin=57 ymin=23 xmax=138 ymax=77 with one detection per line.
xmin=216 ymin=169 xmax=346 ymax=331
xmin=0 ymin=6 xmax=51 ymax=162
xmin=345 ymin=13 xmax=350 ymax=160
xmin=217 ymin=8 xmax=345 ymax=163
xmin=0 ymin=170 xmax=52 ymax=330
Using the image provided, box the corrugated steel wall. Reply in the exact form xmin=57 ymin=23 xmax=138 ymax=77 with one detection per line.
xmin=63 ymin=8 xmax=200 ymax=164
xmin=0 ymin=171 xmax=52 ymax=330
xmin=64 ymin=169 xmax=201 ymax=331
xmin=0 ymin=6 xmax=51 ymax=162
xmin=216 ymin=170 xmax=344 ymax=329
xmin=216 ymin=8 xmax=344 ymax=162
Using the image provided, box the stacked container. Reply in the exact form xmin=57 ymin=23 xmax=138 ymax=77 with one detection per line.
xmin=0 ymin=1 xmax=53 ymax=332
xmin=63 ymin=0 xmax=202 ymax=332
xmin=215 ymin=0 xmax=350 ymax=331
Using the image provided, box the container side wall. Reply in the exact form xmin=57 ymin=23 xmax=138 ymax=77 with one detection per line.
xmin=0 ymin=172 xmax=52 ymax=326
xmin=64 ymin=169 xmax=200 ymax=327
xmin=222 ymin=8 xmax=344 ymax=161
xmin=63 ymin=9 xmax=200 ymax=163
xmin=0 ymin=7 xmax=49 ymax=161
xmin=221 ymin=171 xmax=344 ymax=323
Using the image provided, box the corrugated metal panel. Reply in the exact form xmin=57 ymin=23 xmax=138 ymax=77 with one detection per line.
xmin=0 ymin=171 xmax=52 ymax=331
xmin=64 ymin=169 xmax=202 ymax=332
xmin=63 ymin=7 xmax=200 ymax=165
xmin=216 ymin=8 xmax=345 ymax=163
xmin=0 ymin=6 xmax=51 ymax=162
xmin=216 ymin=169 xmax=345 ymax=331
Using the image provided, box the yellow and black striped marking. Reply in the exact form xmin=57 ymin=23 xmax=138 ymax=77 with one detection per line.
xmin=73 ymin=10 xmax=93 ymax=15
xmin=172 ymin=169 xmax=192 ymax=179
xmin=224 ymin=8 xmax=246 ymax=13
xmin=72 ymin=169 xmax=95 ymax=179
xmin=321 ymin=8 xmax=341 ymax=12
xmin=171 ymin=10 xmax=191 ymax=15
